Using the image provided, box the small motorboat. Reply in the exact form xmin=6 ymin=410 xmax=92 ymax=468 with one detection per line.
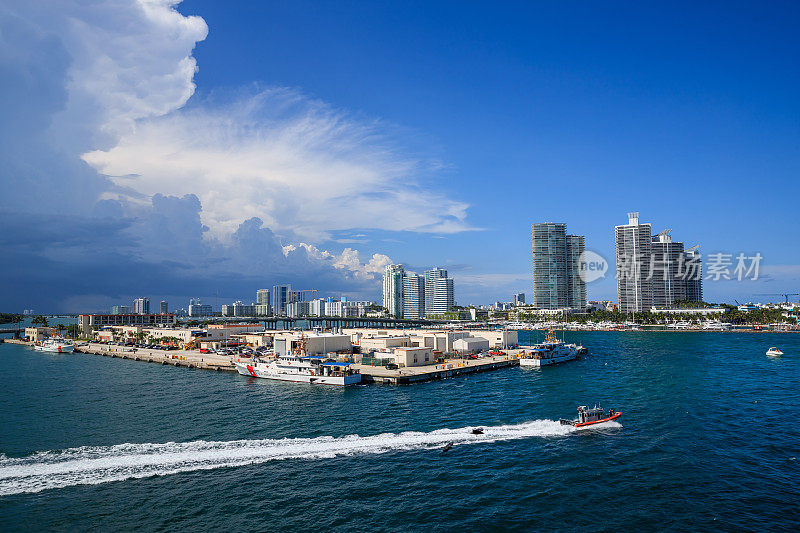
xmin=766 ymin=347 xmax=784 ymax=357
xmin=471 ymin=428 xmax=484 ymax=435
xmin=560 ymin=405 xmax=621 ymax=427
xmin=441 ymin=442 xmax=454 ymax=453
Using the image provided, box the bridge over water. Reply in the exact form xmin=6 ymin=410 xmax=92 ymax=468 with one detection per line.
xmin=254 ymin=317 xmax=442 ymax=330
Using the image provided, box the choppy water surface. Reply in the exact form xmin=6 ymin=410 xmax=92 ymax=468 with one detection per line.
xmin=1 ymin=331 xmax=799 ymax=531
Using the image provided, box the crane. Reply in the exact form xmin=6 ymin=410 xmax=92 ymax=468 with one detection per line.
xmin=292 ymin=289 xmax=318 ymax=301
xmin=753 ymin=293 xmax=800 ymax=304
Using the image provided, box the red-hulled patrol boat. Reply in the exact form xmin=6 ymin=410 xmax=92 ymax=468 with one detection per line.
xmin=560 ymin=405 xmax=621 ymax=427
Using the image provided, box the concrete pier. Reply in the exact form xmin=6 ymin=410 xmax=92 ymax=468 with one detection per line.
xmin=74 ymin=343 xmax=237 ymax=372
xmin=355 ymin=352 xmax=521 ymax=384
xmin=8 ymin=341 xmax=526 ymax=383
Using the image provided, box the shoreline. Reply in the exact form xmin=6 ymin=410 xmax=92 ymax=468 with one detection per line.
xmin=4 ymin=328 xmax=795 ymax=385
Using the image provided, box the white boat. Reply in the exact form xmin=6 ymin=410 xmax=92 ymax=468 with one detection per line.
xmin=234 ymin=355 xmax=361 ymax=386
xmin=519 ymin=330 xmax=580 ymax=367
xmin=34 ymin=337 xmax=75 ymax=353
xmin=766 ymin=347 xmax=784 ymax=357
xmin=702 ymin=320 xmax=731 ymax=331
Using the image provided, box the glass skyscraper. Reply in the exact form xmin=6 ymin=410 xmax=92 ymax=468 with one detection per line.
xmin=382 ymin=264 xmax=405 ymax=318
xmin=531 ymin=223 xmax=586 ymax=310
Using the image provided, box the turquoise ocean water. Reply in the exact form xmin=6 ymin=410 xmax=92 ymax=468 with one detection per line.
xmin=0 ymin=331 xmax=799 ymax=531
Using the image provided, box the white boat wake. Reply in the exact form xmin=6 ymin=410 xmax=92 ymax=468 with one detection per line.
xmin=0 ymin=419 xmax=620 ymax=496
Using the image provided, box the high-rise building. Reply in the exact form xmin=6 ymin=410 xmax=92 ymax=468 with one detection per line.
xmin=565 ymin=235 xmax=586 ymax=309
xmin=615 ymin=212 xmax=653 ymax=313
xmin=684 ymin=247 xmax=703 ymax=302
xmin=531 ymin=223 xmax=586 ymax=309
xmin=382 ymin=264 xmax=405 ymax=318
xmin=424 ymin=268 xmax=454 ymax=317
xmin=286 ymin=301 xmax=311 ymax=318
xmin=403 ymin=273 xmax=425 ymax=319
xmin=160 ymin=300 xmax=168 ymax=314
xmin=133 ymin=298 xmax=150 ymax=315
xmin=309 ymin=298 xmax=326 ymax=317
xmin=188 ymin=299 xmax=213 ymax=317
xmin=221 ymin=301 xmax=255 ymax=317
xmin=256 ymin=289 xmax=271 ymax=306
xmin=514 ymin=293 xmax=526 ymax=306
xmin=650 ymin=230 xmax=686 ymax=307
xmin=111 ymin=305 xmax=131 ymax=314
xmin=616 ymin=213 xmax=703 ymax=312
xmin=272 ymin=284 xmax=291 ymax=316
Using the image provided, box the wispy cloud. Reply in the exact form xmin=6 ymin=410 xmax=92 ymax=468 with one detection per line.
xmin=83 ymin=87 xmax=475 ymax=242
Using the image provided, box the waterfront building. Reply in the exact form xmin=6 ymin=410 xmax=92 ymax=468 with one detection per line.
xmin=650 ymin=230 xmax=686 ymax=307
xmin=453 ymin=336 xmax=490 ymax=353
xmin=272 ymin=284 xmax=291 ymax=316
xmin=531 ymin=223 xmax=587 ymax=310
xmin=140 ymin=327 xmax=205 ymax=345
xmin=424 ymin=268 xmax=455 ymax=317
xmin=110 ymin=305 xmax=131 ymax=314
xmin=382 ymin=264 xmax=405 ymax=318
xmin=565 ymin=234 xmax=586 ymax=308
xmin=614 ymin=213 xmax=653 ymax=313
xmin=346 ymin=328 xmax=518 ymax=352
xmin=272 ymin=332 xmax=352 ymax=357
xmin=616 ymin=213 xmax=703 ymax=312
xmin=403 ymin=273 xmax=425 ymax=319
xmin=160 ymin=300 xmax=168 ymax=314
xmin=514 ymin=293 xmax=526 ymax=306
xmin=78 ymin=313 xmax=176 ymax=334
xmin=24 ymin=327 xmax=57 ymax=341
xmin=684 ymin=247 xmax=703 ymax=302
xmin=254 ymin=304 xmax=271 ymax=316
xmin=133 ymin=298 xmax=150 ymax=315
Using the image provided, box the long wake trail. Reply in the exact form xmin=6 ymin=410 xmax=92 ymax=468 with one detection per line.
xmin=0 ymin=419 xmax=619 ymax=496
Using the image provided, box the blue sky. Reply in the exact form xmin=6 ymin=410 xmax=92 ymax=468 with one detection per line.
xmin=1 ymin=1 xmax=799 ymax=312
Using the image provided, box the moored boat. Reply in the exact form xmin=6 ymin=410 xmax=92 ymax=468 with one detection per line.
xmin=234 ymin=355 xmax=361 ymax=386
xmin=34 ymin=337 xmax=75 ymax=353
xmin=519 ymin=330 xmax=580 ymax=367
xmin=560 ymin=405 xmax=621 ymax=427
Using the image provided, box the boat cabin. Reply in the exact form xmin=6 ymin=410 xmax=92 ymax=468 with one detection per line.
xmin=576 ymin=406 xmax=612 ymax=424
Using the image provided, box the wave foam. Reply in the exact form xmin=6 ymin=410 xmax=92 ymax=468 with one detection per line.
xmin=0 ymin=419 xmax=580 ymax=496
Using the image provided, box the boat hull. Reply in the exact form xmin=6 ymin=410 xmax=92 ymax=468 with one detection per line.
xmin=234 ymin=362 xmax=361 ymax=386
xmin=519 ymin=352 xmax=577 ymax=367
xmin=34 ymin=344 xmax=75 ymax=353
xmin=574 ymin=412 xmax=622 ymax=427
